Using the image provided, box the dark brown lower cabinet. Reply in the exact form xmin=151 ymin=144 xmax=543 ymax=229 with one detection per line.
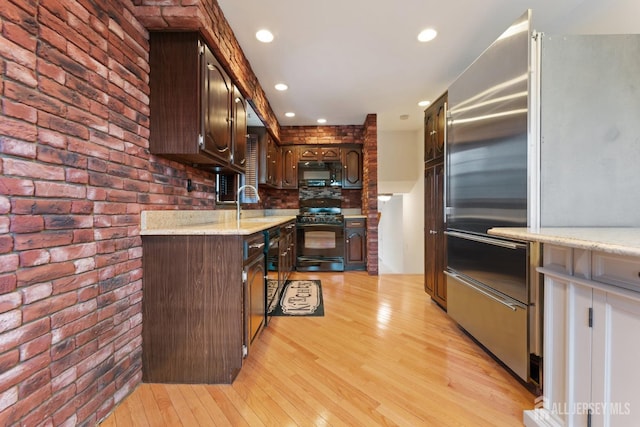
xmin=424 ymin=162 xmax=446 ymax=309
xmin=142 ymin=232 xmax=264 ymax=384
xmin=345 ymin=218 xmax=366 ymax=271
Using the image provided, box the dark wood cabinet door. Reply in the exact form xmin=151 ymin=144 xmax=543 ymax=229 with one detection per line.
xmin=281 ymin=147 xmax=297 ymax=188
xmin=203 ymin=45 xmax=232 ymax=162
xmin=342 ymin=146 xmax=362 ymax=189
xmin=245 ymin=252 xmax=265 ymax=346
xmin=232 ymin=86 xmax=247 ymax=170
xmin=149 ymin=32 xmax=201 ymax=157
xmin=298 ymin=147 xmax=319 ymax=161
xmin=435 ymin=98 xmax=447 ymax=159
xmin=424 ymin=92 xmax=447 ymax=163
xmin=298 ymin=146 xmax=341 ymax=162
xmin=345 ymin=218 xmax=366 ymax=270
xmin=424 ymin=167 xmax=436 ymax=295
xmin=266 ymin=136 xmax=280 ymax=187
xmin=320 ymin=146 xmax=341 ymax=161
xmin=424 ymin=162 xmax=446 ymax=308
xmin=424 ymin=109 xmax=436 ymax=162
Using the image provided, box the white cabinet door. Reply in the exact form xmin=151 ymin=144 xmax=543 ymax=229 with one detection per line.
xmin=544 ymin=275 xmax=592 ymax=426
xmin=591 ymin=290 xmax=640 ymax=426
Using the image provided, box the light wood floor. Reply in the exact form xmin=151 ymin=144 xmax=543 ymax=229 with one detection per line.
xmin=101 ymin=272 xmax=535 ymax=426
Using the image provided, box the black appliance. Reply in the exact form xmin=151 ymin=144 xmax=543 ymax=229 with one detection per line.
xmin=444 ymin=11 xmax=542 ymax=391
xmin=298 ymin=161 xmax=342 ymax=187
xmin=296 ymin=197 xmax=345 ymax=272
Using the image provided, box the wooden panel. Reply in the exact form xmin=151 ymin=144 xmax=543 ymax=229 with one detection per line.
xmin=202 ymin=235 xmax=243 ymax=383
xmin=424 ymin=161 xmax=446 ymax=308
xmin=203 ymin=45 xmax=232 ymax=161
xmin=342 ymin=147 xmax=362 ymax=188
xmin=149 ymin=32 xmax=200 ymax=155
xmin=231 ymin=85 xmax=247 ymax=170
xmin=142 ymin=235 xmax=244 ymax=384
xmin=280 ymin=147 xmax=297 ymax=188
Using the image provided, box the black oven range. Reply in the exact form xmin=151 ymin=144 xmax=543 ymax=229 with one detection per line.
xmin=296 ymin=197 xmax=345 ymax=272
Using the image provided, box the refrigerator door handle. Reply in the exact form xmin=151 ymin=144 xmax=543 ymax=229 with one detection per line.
xmin=443 ymin=102 xmax=449 ymax=223
xmin=444 ymin=230 xmax=528 ymax=250
xmin=444 ymin=270 xmax=523 ymax=311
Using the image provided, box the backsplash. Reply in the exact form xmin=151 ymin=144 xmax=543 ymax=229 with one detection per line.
xmin=299 ymin=186 xmax=342 ymax=201
xmin=258 ymin=187 xmax=362 ymax=209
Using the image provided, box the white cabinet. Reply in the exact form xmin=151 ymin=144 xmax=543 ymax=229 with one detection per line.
xmin=526 ymin=245 xmax=640 ymax=426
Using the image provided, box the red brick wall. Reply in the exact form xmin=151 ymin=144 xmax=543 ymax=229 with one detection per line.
xmin=0 ymin=1 xmax=222 ymax=425
xmin=280 ymin=126 xmax=364 ymax=145
xmin=362 ymin=114 xmax=379 ymax=275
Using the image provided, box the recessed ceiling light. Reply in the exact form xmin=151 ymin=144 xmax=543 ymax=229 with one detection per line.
xmin=417 ymin=28 xmax=438 ymax=42
xmin=400 ymin=114 xmax=410 ymax=120
xmin=285 ymin=112 xmax=295 ymax=117
xmin=418 ymin=100 xmax=431 ymax=107
xmin=275 ymin=83 xmax=288 ymax=91
xmin=317 ymin=118 xmax=327 ymax=124
xmin=256 ymin=29 xmax=274 ymax=43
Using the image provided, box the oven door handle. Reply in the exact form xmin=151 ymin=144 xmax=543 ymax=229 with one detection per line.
xmin=444 ymin=230 xmax=527 ymax=250
xmin=444 ymin=270 xmax=524 ymax=311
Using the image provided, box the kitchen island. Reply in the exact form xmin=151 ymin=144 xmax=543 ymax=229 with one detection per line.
xmin=140 ymin=210 xmax=295 ymax=384
xmin=489 ymin=227 xmax=640 ymax=427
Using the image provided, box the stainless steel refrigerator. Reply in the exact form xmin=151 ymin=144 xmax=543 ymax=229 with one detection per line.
xmin=443 ymin=10 xmax=640 ymax=389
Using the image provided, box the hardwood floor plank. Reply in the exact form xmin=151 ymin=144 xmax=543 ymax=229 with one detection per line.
xmin=163 ymin=384 xmax=201 ymax=426
xmin=190 ymin=385 xmax=233 ymax=427
xmin=125 ymin=388 xmax=150 ymax=427
xmin=101 ymin=273 xmax=535 ymax=426
xmin=149 ymin=384 xmax=183 ymax=426
xmin=176 ymin=385 xmax=217 ymax=426
xmin=137 ymin=384 xmax=166 ymax=427
xmin=205 ymin=386 xmax=252 ymax=427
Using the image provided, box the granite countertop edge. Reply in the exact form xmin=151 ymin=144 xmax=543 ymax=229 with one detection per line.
xmin=141 ymin=214 xmax=297 ymax=236
xmin=488 ymin=227 xmax=640 ymax=257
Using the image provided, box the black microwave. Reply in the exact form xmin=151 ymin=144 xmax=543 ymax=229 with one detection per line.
xmin=298 ymin=161 xmax=342 ymax=187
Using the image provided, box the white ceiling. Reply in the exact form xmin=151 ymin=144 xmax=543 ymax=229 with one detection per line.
xmin=218 ymin=0 xmax=640 ymax=132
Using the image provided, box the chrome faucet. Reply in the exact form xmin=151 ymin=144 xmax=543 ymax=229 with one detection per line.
xmin=236 ymin=184 xmax=260 ymax=221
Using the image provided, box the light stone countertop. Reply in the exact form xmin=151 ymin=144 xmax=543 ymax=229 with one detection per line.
xmin=140 ymin=210 xmax=296 ymax=236
xmin=488 ymin=227 xmax=640 ymax=257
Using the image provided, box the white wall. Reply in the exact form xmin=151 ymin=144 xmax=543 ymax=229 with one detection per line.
xmin=378 ymin=195 xmax=404 ymax=273
xmin=377 ymin=129 xmax=424 ymax=274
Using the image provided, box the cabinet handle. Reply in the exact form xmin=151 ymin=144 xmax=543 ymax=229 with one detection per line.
xmin=249 ymin=242 xmax=265 ymax=249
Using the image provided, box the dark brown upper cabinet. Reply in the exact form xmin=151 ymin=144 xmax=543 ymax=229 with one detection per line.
xmin=342 ymin=146 xmax=363 ymax=189
xmin=280 ymin=146 xmax=297 ymax=189
xmin=149 ymin=32 xmax=246 ymax=173
xmin=298 ymin=146 xmax=341 ymax=162
xmin=231 ymin=86 xmax=247 ymax=169
xmin=424 ymin=92 xmax=447 ymax=164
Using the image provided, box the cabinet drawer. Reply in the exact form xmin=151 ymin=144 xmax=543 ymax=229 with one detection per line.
xmin=345 ymin=218 xmax=366 ymax=228
xmin=543 ymin=244 xmax=573 ymax=274
xmin=244 ymin=234 xmax=265 ymax=261
xmin=592 ymin=251 xmax=640 ymax=291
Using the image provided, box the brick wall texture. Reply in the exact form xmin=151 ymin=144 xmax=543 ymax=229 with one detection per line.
xmin=362 ymin=114 xmax=379 ymax=275
xmin=0 ymin=0 xmax=379 ymax=424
